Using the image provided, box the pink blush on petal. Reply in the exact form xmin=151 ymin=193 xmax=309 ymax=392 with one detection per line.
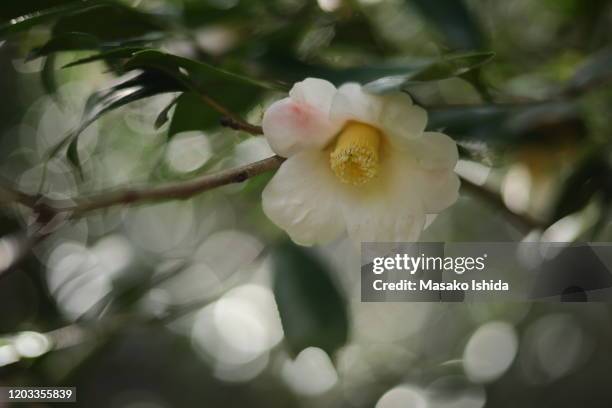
xmin=263 ymin=98 xmax=341 ymax=156
xmin=288 ymin=102 xmax=319 ymax=129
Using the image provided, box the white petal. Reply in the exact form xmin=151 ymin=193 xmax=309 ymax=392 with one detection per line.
xmin=411 ymin=131 xmax=459 ymax=170
xmin=343 ymin=200 xmax=426 ymax=243
xmin=289 ymin=78 xmax=337 ymax=113
xmin=417 ymin=168 xmax=461 ymax=214
xmin=330 ymin=83 xmax=384 ymax=126
xmin=262 ymin=98 xmax=340 ymax=157
xmin=340 ymin=150 xmax=426 ymax=243
xmin=379 ymin=93 xmax=428 ymax=145
xmin=262 ymin=150 xmax=345 ymax=245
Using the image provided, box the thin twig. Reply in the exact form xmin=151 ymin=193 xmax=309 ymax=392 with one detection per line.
xmin=459 ymin=176 xmax=544 ymax=232
xmin=0 ymin=178 xmax=39 ymax=208
xmin=0 ymin=229 xmax=50 ymax=278
xmin=219 ymin=116 xmax=263 ymax=135
xmin=198 ymin=93 xmax=263 ymax=135
xmin=66 ymin=155 xmax=284 ymax=216
xmin=0 ymin=156 xmax=284 ymax=277
xmin=1 ymin=159 xmax=540 ymax=233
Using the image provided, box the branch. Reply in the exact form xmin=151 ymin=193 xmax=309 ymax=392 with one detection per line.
xmin=66 ymin=155 xmax=284 ymax=216
xmin=219 ymin=116 xmax=263 ymax=135
xmin=459 ymin=176 xmax=544 ymax=232
xmin=0 ymin=178 xmax=39 ymax=208
xmin=2 ymin=159 xmax=541 ymax=233
xmin=197 ymin=92 xmax=263 ymax=135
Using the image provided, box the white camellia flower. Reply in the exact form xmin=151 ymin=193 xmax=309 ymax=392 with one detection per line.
xmin=261 ymin=78 xmax=460 ymax=245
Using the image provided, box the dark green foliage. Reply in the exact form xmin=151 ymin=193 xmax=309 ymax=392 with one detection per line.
xmin=407 ymin=0 xmax=484 ymax=50
xmin=272 ymin=241 xmax=349 ymax=357
xmin=552 ymin=150 xmax=612 ymax=222
xmin=364 ymin=52 xmax=494 ymax=93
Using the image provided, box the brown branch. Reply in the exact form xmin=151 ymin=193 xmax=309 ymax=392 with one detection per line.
xmin=0 ymin=230 xmax=50 ymax=277
xmin=219 ymin=116 xmax=263 ymax=135
xmin=459 ymin=176 xmax=544 ymax=232
xmin=0 ymin=178 xmax=39 ymax=209
xmin=65 ymin=155 xmax=284 ymax=216
xmin=2 ymin=159 xmax=540 ymax=234
xmin=197 ymin=93 xmax=263 ymax=135
xmin=0 ymin=155 xmax=285 ymax=278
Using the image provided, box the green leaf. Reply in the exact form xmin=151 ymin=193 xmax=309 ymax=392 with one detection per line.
xmin=51 ymin=70 xmax=181 ymax=165
xmin=124 ymin=50 xmax=281 ymax=93
xmin=77 ymin=70 xmax=181 ymax=135
xmin=123 ymin=51 xmax=275 ymax=137
xmin=168 ymin=92 xmax=219 ymax=137
xmin=62 ymin=46 xmax=145 ymax=68
xmin=272 ymin=241 xmax=349 ymax=357
xmin=168 ymin=88 xmax=260 ymax=138
xmin=364 ymin=51 xmax=495 ymax=94
xmin=66 ymin=137 xmax=83 ymax=178
xmin=41 ymin=54 xmax=58 ymax=95
xmin=407 ymin=0 xmax=484 ymax=50
xmin=427 ymin=104 xmax=514 ymax=141
xmin=28 ymin=31 xmax=100 ymax=59
xmin=427 ymin=101 xmax=583 ymax=148
xmin=0 ymin=0 xmax=76 ymax=21
xmin=52 ymin=2 xmax=166 ymax=42
xmin=0 ymin=1 xmax=107 ymax=37
xmin=566 ymin=47 xmax=612 ymax=95
xmin=154 ymin=95 xmax=179 ymax=130
xmin=331 ymin=12 xmax=397 ymax=56
xmin=179 ymin=1 xmax=259 ymax=28
xmin=551 ymin=150 xmax=612 ymax=222
xmin=257 ymin=51 xmax=427 ymax=86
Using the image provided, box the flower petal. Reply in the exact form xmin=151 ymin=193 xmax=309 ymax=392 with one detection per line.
xmin=262 ymin=98 xmax=340 ymax=157
xmin=343 ymin=199 xmax=426 ymax=243
xmin=379 ymin=92 xmax=428 ymax=146
xmin=330 ymin=83 xmax=384 ymax=126
xmin=262 ymin=150 xmax=345 ymax=245
xmin=340 ymin=150 xmax=426 ymax=243
xmin=417 ymin=168 xmax=461 ymax=213
xmin=411 ymin=131 xmax=459 ymax=170
xmin=289 ymin=77 xmax=337 ymax=113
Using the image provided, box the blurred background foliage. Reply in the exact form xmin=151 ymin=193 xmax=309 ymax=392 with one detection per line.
xmin=1 ymin=0 xmax=612 ymax=407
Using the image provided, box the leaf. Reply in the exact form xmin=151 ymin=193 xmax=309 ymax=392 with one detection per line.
xmin=0 ymin=1 xmax=107 ymax=37
xmin=427 ymin=101 xmax=583 ymax=148
xmin=51 ymin=2 xmax=166 ymax=42
xmin=41 ymin=53 xmax=58 ymax=95
xmin=154 ymin=95 xmax=179 ymax=130
xmin=258 ymin=50 xmax=494 ymax=91
xmin=257 ymin=51 xmax=426 ymax=86
xmin=124 ymin=51 xmax=274 ymax=137
xmin=331 ymin=12 xmax=397 ymax=56
xmin=124 ymin=50 xmax=281 ymax=92
xmin=364 ymin=51 xmax=495 ymax=94
xmin=0 ymin=0 xmax=75 ymax=20
xmin=168 ymin=87 xmax=260 ymax=138
xmin=52 ymin=70 xmax=181 ymax=167
xmin=551 ymin=151 xmax=612 ymax=222
xmin=407 ymin=0 xmax=484 ymax=50
xmin=62 ymin=46 xmax=145 ymax=68
xmin=272 ymin=240 xmax=349 ymax=357
xmin=179 ymin=1 xmax=256 ymax=28
xmin=76 ymin=70 xmax=181 ymax=135
xmin=324 ymin=63 xmax=427 ymax=85
xmin=168 ymin=92 xmax=219 ymax=137
xmin=66 ymin=137 xmax=83 ymax=178
xmin=565 ymin=46 xmax=612 ymax=95
xmin=28 ymin=31 xmax=100 ymax=60
xmin=427 ymin=104 xmax=515 ymax=141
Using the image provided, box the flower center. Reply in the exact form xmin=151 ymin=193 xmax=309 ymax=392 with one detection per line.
xmin=330 ymin=122 xmax=381 ymax=186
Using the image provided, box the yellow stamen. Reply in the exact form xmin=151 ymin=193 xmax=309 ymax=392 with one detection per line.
xmin=330 ymin=122 xmax=381 ymax=186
